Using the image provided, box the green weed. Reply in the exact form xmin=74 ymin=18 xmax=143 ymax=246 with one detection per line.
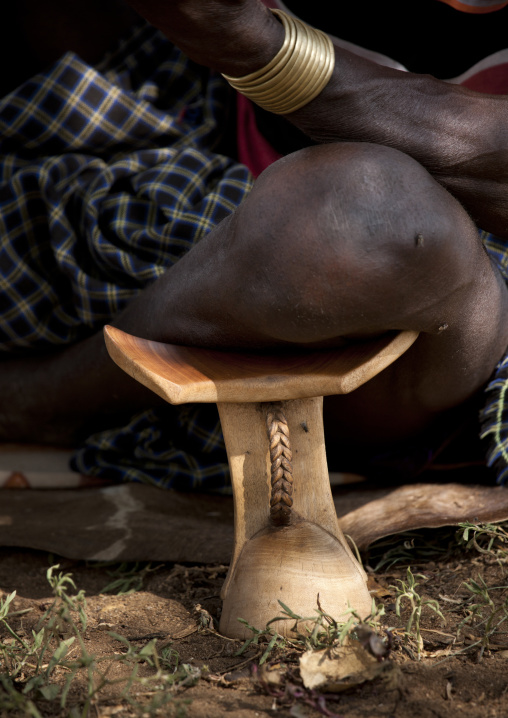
xmin=90 ymin=561 xmax=163 ymax=596
xmin=367 ymin=530 xmax=452 ymax=573
xmin=0 ymin=565 xmax=193 ymax=717
xmin=456 ymin=521 xmax=508 ymax=563
xmin=457 ymin=575 xmax=508 ymax=659
xmin=391 ymin=566 xmax=445 ymax=659
xmin=235 ymin=597 xmax=387 ymax=665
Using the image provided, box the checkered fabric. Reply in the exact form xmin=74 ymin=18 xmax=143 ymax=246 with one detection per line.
xmin=479 ymin=232 xmax=508 ymax=485
xmin=0 ymin=23 xmax=254 ymax=492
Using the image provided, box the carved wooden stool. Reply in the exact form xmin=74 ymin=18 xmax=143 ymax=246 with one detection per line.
xmin=104 ymin=326 xmax=418 ymax=638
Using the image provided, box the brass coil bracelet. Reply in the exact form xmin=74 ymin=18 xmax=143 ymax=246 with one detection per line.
xmin=222 ymin=9 xmax=335 ymax=115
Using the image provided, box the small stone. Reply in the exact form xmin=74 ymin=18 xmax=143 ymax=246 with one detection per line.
xmin=97 ymin=622 xmax=115 ymax=631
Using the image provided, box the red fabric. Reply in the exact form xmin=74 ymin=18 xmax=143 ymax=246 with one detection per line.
xmin=233 ymin=0 xmax=282 ymax=177
xmin=235 ymin=93 xmax=282 ymax=177
xmin=437 ymin=0 xmax=508 ymax=12
xmin=460 ymin=62 xmax=508 ymax=93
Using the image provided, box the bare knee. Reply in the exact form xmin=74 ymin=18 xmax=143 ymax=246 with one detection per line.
xmin=227 ymin=142 xmax=484 ymax=344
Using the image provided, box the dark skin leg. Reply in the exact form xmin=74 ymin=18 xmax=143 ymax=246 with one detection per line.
xmin=2 ymin=143 xmax=507 ymax=454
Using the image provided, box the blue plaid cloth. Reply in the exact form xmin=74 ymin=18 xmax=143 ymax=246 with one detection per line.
xmin=0 ymin=22 xmax=254 ymax=492
xmin=479 ymin=232 xmax=508 ymax=485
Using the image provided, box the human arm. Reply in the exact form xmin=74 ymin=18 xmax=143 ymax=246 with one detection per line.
xmin=125 ymin=0 xmax=508 ymax=237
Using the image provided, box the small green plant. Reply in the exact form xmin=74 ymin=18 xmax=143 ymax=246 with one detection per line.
xmin=392 ymin=566 xmax=445 ymax=659
xmin=457 ymin=575 xmax=508 ymax=659
xmin=0 ymin=565 xmax=194 ymax=717
xmin=236 ymin=597 xmax=386 ymax=665
xmin=456 ymin=521 xmax=508 ymax=562
xmin=92 ymin=560 xmax=163 ymax=595
xmin=368 ymin=529 xmax=453 ymax=573
xmin=234 ymin=618 xmax=287 ymax=665
xmin=272 ymin=598 xmax=386 ymax=651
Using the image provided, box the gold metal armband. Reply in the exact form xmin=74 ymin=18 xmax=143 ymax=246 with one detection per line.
xmin=222 ymin=9 xmax=335 ymax=115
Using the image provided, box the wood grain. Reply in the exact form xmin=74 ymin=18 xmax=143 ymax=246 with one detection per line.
xmin=339 ymin=482 xmax=508 ymax=549
xmin=218 ymin=398 xmax=372 ymax=639
xmin=104 ymin=326 xmax=419 ymax=404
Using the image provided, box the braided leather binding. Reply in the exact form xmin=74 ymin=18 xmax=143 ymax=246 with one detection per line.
xmin=266 ymin=402 xmax=294 ymax=525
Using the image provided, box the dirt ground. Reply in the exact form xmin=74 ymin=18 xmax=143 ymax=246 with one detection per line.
xmin=0 ymin=525 xmax=507 ymax=718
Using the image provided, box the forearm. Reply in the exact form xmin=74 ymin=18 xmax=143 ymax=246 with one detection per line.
xmin=123 ymin=0 xmax=503 ymax=160
xmin=124 ymin=0 xmax=508 ymax=236
xmin=124 ymin=0 xmax=284 ymax=76
xmin=292 ymin=49 xmax=508 ymax=235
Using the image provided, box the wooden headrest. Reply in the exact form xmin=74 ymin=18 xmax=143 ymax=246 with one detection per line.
xmin=104 ymin=325 xmax=418 ymax=405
